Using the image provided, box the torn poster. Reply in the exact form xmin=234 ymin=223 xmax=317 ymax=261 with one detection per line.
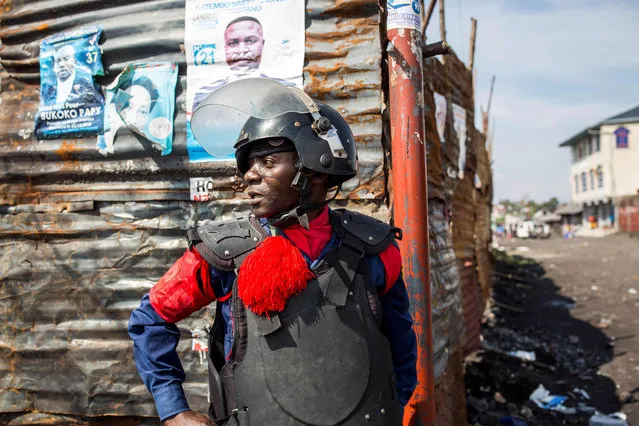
xmin=185 ymin=0 xmax=304 ymax=162
xmin=35 ymin=26 xmax=105 ymax=139
xmin=452 ymin=103 xmax=467 ymax=179
xmin=97 ymin=62 xmax=178 ymax=156
xmin=433 ymin=92 xmax=447 ymax=143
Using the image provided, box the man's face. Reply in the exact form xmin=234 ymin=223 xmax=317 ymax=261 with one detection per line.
xmin=53 ymin=46 xmax=76 ymax=82
xmin=123 ymin=85 xmax=152 ymax=129
xmin=224 ymin=21 xmax=264 ymax=74
xmin=244 ymin=151 xmax=300 ymax=218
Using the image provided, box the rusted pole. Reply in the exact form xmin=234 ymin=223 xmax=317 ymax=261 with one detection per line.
xmin=423 ymin=40 xmax=450 ymax=58
xmin=421 ymin=0 xmax=438 ymax=38
xmin=386 ymin=10 xmax=435 ymax=426
xmin=468 ymin=17 xmax=477 ymax=70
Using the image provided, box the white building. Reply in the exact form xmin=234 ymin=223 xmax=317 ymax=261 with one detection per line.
xmin=559 ymin=105 xmax=639 ymax=230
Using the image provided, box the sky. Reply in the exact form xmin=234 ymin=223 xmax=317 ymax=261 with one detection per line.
xmin=424 ymin=0 xmax=639 ymax=203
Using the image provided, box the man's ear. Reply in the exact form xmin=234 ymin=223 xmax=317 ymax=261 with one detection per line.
xmin=309 ymin=172 xmax=329 ymax=186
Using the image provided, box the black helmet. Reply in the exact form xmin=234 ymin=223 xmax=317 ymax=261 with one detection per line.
xmin=190 ymin=78 xmax=358 ymax=188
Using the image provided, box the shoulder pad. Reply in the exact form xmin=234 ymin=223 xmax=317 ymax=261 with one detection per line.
xmin=188 ymin=215 xmax=268 ymax=271
xmin=331 ymin=209 xmax=402 ymax=254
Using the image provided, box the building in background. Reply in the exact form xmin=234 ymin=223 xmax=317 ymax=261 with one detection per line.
xmin=559 ymin=105 xmax=639 ymax=234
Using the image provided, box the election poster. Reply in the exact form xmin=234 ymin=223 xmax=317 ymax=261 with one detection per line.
xmin=386 ymin=0 xmax=421 ymax=32
xmin=97 ymin=62 xmax=178 ymax=156
xmin=35 ymin=26 xmax=105 ymax=139
xmin=433 ymin=92 xmax=447 ymax=144
xmin=452 ymin=103 xmax=467 ymax=180
xmin=184 ymin=0 xmax=305 ymax=164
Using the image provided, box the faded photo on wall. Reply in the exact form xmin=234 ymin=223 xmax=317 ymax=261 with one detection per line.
xmin=35 ymin=26 xmax=105 ymax=139
xmin=97 ymin=62 xmax=178 ymax=156
xmin=185 ymin=0 xmax=305 ymax=162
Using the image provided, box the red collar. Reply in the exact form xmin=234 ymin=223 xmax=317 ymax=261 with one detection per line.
xmin=281 ymin=206 xmax=332 ymax=260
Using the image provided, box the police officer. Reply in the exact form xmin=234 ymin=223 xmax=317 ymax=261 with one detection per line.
xmin=129 ymin=78 xmax=417 ymax=426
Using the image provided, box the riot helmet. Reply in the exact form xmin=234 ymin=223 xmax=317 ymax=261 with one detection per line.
xmin=191 ymin=78 xmax=358 ymax=188
xmin=191 ymin=78 xmax=358 ymax=226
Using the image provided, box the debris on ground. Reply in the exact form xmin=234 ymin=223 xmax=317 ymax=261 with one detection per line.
xmin=588 ymin=412 xmax=628 ymax=426
xmin=508 ymin=350 xmax=537 ymax=362
xmin=465 ymin=248 xmax=627 ymax=425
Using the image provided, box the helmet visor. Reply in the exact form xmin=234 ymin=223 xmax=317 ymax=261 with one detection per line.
xmin=191 ymin=78 xmax=315 ymax=158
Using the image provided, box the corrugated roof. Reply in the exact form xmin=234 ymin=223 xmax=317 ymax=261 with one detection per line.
xmin=601 ymin=105 xmax=639 ymax=125
xmin=555 ymin=202 xmax=583 ymax=216
xmin=559 ymin=104 xmax=639 ymax=147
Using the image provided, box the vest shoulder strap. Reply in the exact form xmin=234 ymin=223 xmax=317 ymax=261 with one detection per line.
xmin=187 ymin=215 xmax=268 ymax=271
xmin=331 ymin=209 xmax=402 ymax=254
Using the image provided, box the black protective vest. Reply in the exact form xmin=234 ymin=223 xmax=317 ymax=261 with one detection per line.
xmin=188 ymin=209 xmax=404 ymax=426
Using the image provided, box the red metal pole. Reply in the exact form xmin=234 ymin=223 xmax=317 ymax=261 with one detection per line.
xmin=387 ymin=23 xmax=435 ymax=426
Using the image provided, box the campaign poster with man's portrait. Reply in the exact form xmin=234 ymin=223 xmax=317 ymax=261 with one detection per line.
xmin=185 ymin=0 xmax=304 ymax=163
xmin=35 ymin=26 xmax=105 ymax=139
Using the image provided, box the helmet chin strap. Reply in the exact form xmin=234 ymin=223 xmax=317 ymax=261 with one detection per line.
xmin=266 ymin=170 xmax=341 ymax=230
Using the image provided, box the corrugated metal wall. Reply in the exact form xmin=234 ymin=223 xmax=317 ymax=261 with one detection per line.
xmin=422 ymin=50 xmax=493 ymax=425
xmin=0 ymin=0 xmax=386 ymax=422
xmin=1 ymin=0 xmax=493 ymax=423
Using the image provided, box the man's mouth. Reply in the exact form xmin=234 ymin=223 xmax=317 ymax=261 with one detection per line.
xmin=248 ymin=190 xmax=263 ymax=205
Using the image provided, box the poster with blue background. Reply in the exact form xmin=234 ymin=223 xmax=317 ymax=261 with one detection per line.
xmin=35 ymin=26 xmax=105 ymax=139
xmin=97 ymin=62 xmax=178 ymax=156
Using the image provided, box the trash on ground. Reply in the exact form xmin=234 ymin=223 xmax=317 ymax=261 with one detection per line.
xmin=508 ymin=350 xmax=537 ymax=362
xmin=528 ymin=384 xmax=575 ymax=414
xmin=573 ymin=387 xmax=590 ymax=400
xmin=500 ymin=416 xmax=528 ymax=426
xmin=494 ymin=392 xmax=507 ymax=404
xmin=588 ymin=412 xmax=629 ymax=426
xmin=628 ymin=288 xmax=637 ymax=296
xmin=596 ymin=318 xmax=612 ymax=329
xmin=516 ymin=246 xmax=530 ymax=252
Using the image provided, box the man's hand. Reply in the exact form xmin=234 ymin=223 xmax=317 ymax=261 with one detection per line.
xmin=164 ymin=410 xmax=215 ymax=426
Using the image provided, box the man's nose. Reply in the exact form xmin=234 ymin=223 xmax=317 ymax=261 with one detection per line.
xmin=244 ymin=165 xmax=261 ymax=184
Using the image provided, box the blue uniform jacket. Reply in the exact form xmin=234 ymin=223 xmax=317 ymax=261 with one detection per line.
xmin=129 ymin=222 xmax=418 ymax=421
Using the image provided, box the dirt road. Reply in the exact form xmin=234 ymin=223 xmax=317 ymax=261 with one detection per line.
xmin=466 ymin=233 xmax=639 ymax=425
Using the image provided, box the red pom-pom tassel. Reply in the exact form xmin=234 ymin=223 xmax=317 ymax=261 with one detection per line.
xmin=238 ymin=236 xmax=314 ymax=316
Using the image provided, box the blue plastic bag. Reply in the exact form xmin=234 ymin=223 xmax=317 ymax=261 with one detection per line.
xmin=35 ymin=26 xmax=104 ymax=139
xmin=97 ymin=62 xmax=178 ymax=156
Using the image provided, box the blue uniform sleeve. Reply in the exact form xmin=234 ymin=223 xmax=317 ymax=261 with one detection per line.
xmin=365 ymin=254 xmax=418 ymax=407
xmin=128 ymin=293 xmax=190 ymax=421
xmin=379 ymin=274 xmax=418 ymax=406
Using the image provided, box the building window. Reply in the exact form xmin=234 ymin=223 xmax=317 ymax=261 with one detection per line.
xmin=594 ymin=134 xmax=600 ymax=152
xmin=581 ymin=172 xmax=587 ymax=192
xmin=615 ymin=127 xmax=629 ymax=148
xmin=589 ymin=169 xmax=595 ymax=190
xmin=597 ymin=165 xmax=603 ymax=188
xmin=585 ymin=138 xmax=591 ymax=156
xmin=575 ymin=175 xmax=579 ymax=193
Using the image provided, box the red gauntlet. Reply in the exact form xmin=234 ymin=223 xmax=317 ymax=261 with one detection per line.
xmin=150 ymin=248 xmax=215 ymax=323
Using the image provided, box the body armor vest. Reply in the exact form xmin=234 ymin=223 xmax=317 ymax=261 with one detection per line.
xmin=187 ymin=210 xmax=403 ymax=426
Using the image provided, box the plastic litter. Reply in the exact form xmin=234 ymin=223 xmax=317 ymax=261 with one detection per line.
xmin=589 ymin=412 xmax=628 ymax=426
xmin=500 ymin=416 xmax=528 ymax=426
xmin=573 ymin=387 xmax=591 ymax=400
xmin=529 ymin=384 xmax=575 ymax=414
xmin=508 ymin=350 xmax=537 ymax=361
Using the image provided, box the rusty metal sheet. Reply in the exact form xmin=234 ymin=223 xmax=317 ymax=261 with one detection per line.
xmin=428 ymin=198 xmax=463 ymax=379
xmin=0 ymin=0 xmax=385 ymax=419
